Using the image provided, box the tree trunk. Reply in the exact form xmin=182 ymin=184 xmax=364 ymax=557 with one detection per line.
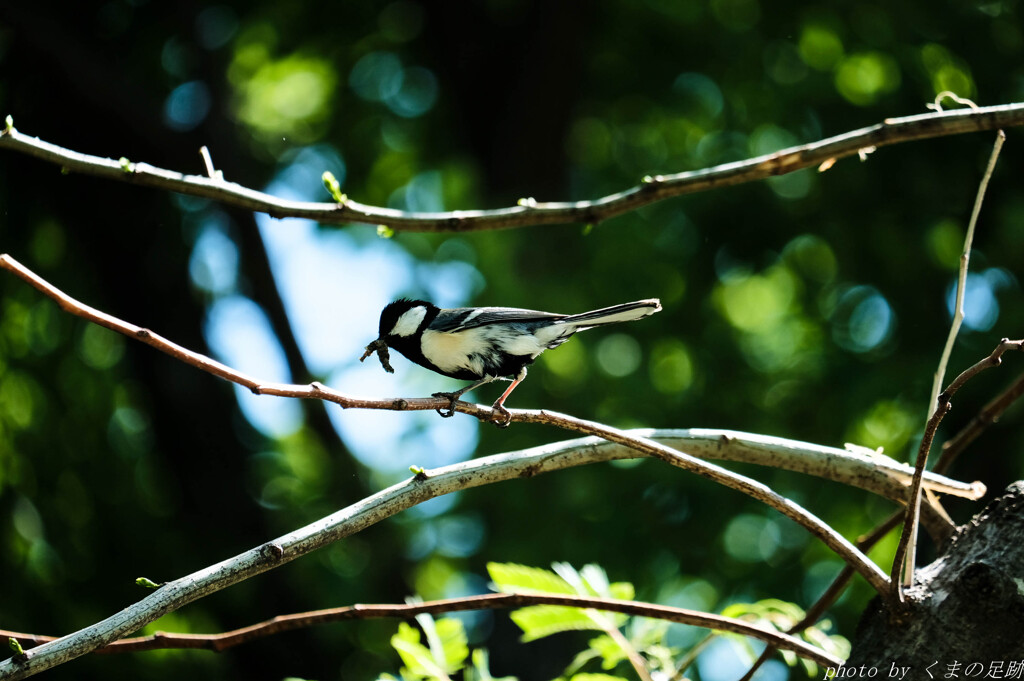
xmin=844 ymin=482 xmax=1024 ymax=678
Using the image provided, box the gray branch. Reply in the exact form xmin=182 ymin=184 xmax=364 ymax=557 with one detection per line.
xmin=2 ymin=103 xmax=1023 ymax=232
xmin=0 ymin=430 xmax=980 ymax=679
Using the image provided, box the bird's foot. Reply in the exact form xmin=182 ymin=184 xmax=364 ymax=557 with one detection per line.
xmin=490 ymin=402 xmax=512 ymax=428
xmin=431 ymin=391 xmax=460 ymax=418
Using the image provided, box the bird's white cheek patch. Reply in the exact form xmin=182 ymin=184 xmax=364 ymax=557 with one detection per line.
xmin=391 ymin=306 xmax=427 ymax=337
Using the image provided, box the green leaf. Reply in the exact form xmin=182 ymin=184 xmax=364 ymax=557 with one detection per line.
xmin=567 ymin=674 xmax=630 ymax=681
xmin=467 ymin=648 xmax=518 ymax=681
xmin=587 ymin=634 xmax=627 ymax=670
xmin=509 ymin=605 xmax=606 ymax=641
xmin=8 ymin=637 xmax=24 ymax=655
xmin=135 ymin=576 xmax=161 ymax=589
xmin=4 ymin=115 xmax=12 ymax=133
xmin=377 ymin=224 xmax=396 ymax=239
xmin=487 ymin=562 xmax=576 ymax=595
xmin=414 ymin=614 xmax=469 ymax=674
xmin=607 ymin=582 xmax=635 ymax=601
xmin=571 ymin=563 xmax=607 ymax=595
xmin=563 ymin=645 xmax=602 ymax=678
xmin=119 ymin=157 xmax=133 ymax=173
xmin=392 ymin=621 xmax=451 ymax=680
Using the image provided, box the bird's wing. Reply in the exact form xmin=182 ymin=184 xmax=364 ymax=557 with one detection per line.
xmin=429 ymin=307 xmax=565 ymax=332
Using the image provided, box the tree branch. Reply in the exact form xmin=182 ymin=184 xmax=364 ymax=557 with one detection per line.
xmin=0 ymin=253 xmax=988 ymax=678
xmin=738 ymin=510 xmax=901 ymax=681
xmin=936 ymin=369 xmax=1024 ymax=473
xmin=902 ymin=128 xmax=1006 ymax=591
xmin=0 ymin=254 xmax=981 ymax=502
xmin=0 ymin=592 xmax=842 ymax=668
xmin=0 ymin=424 xmax=857 ymax=679
xmin=2 ymin=103 xmax=1024 ymax=232
xmin=0 ymin=254 xmax=972 ymax=599
xmin=891 ymin=338 xmax=1024 ymax=603
xmin=926 ymin=130 xmax=1005 ymax=418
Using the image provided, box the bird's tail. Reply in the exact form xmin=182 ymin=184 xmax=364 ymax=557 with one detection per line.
xmin=562 ymin=299 xmax=662 ymax=328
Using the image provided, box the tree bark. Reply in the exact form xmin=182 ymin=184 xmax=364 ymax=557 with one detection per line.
xmin=845 ymin=482 xmax=1024 ymax=676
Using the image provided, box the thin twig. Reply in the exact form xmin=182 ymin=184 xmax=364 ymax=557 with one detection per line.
xmin=2 ymin=104 xmax=1024 ymax=232
xmin=0 ymin=254 xmax=981 ymax=502
xmin=937 ymin=370 xmax=1024 ymax=473
xmin=0 ymin=256 xmax=899 ymax=679
xmin=904 ymin=129 xmax=1006 ymax=590
xmin=0 ymin=255 xmax=991 ymax=678
xmin=891 ymin=338 xmax=1024 ymax=602
xmin=603 ymin=622 xmax=653 ymax=681
xmin=198 ymin=145 xmax=220 ymax=181
xmin=736 ymin=513 xmax=901 ymax=681
xmin=927 ymin=130 xmax=1005 ymax=419
xmin=0 ymin=592 xmax=842 ymax=668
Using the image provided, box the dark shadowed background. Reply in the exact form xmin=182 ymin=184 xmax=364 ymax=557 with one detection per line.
xmin=1 ymin=1 xmax=1023 ymax=679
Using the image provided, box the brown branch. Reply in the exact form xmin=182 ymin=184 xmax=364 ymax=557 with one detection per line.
xmin=890 ymin=338 xmax=1024 ymax=603
xmin=737 ymin=512 xmax=902 ymax=680
xmin=936 ymin=370 xmax=1024 ymax=473
xmin=0 ymin=261 xmax=889 ymax=597
xmin=3 ymin=103 xmax=1024 ymax=233
xmin=0 ymin=592 xmax=843 ymax=667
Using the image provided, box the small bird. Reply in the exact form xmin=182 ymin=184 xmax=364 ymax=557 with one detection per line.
xmin=361 ymin=298 xmax=662 ymax=421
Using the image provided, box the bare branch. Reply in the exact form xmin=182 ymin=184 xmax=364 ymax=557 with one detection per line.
xmin=0 ymin=428 xmax=858 ymax=679
xmin=2 ymin=103 xmax=1024 ymax=232
xmin=737 ymin=512 xmax=901 ymax=680
xmin=904 ymin=129 xmax=1006 ymax=590
xmin=0 ymin=253 xmax=973 ymax=591
xmin=0 ymin=592 xmax=842 ymax=668
xmin=927 ymin=130 xmax=1006 ymax=419
xmin=937 ymin=369 xmax=1024 ymax=473
xmin=0 ymin=254 xmax=990 ymax=678
xmin=891 ymin=338 xmax=1024 ymax=602
xmin=0 ymin=254 xmax=982 ymax=502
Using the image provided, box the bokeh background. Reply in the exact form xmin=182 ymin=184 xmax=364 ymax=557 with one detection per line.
xmin=1 ymin=1 xmax=1023 ymax=679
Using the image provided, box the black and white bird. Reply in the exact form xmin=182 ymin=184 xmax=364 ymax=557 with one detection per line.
xmin=362 ymin=298 xmax=662 ymax=420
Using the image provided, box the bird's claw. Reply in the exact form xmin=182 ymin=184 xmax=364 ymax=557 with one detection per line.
xmin=490 ymin=402 xmax=512 ymax=428
xmin=431 ymin=391 xmax=459 ymax=418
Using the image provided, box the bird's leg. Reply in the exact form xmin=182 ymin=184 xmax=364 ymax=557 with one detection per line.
xmin=432 ymin=376 xmax=497 ymax=418
xmin=490 ymin=367 xmax=527 ymax=427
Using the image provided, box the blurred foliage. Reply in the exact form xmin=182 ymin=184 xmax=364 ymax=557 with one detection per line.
xmin=371 ymin=563 xmax=848 ymax=680
xmin=2 ymin=1 xmax=1024 ymax=680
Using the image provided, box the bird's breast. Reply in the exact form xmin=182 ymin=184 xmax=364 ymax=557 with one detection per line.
xmin=421 ymin=326 xmax=549 ymax=378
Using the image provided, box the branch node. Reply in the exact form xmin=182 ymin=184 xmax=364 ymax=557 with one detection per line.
xmin=391 ymin=398 xmax=408 ymax=410
xmin=640 ymin=174 xmax=663 ymax=189
xmin=135 ymin=328 xmax=152 ymax=339
xmin=262 ymin=542 xmax=285 ymax=562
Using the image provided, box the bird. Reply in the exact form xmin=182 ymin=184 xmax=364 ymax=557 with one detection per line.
xmin=361 ymin=298 xmax=662 ymax=422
